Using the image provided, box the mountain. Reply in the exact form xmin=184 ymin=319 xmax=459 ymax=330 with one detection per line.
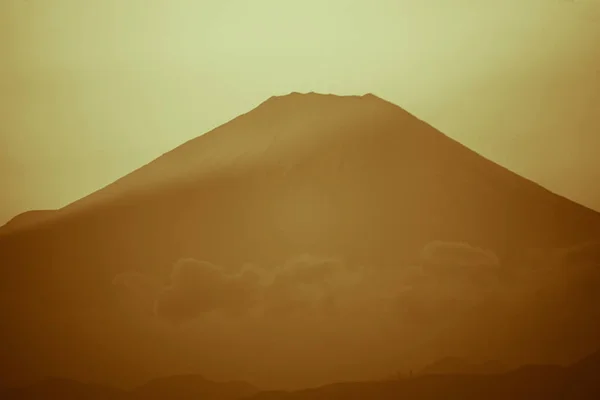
xmin=1 ymin=92 xmax=599 ymax=387
xmin=2 ymin=92 xmax=599 ymax=285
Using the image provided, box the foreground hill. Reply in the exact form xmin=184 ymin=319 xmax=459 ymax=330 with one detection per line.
xmin=0 ymin=375 xmax=257 ymax=400
xmin=131 ymin=375 xmax=259 ymax=400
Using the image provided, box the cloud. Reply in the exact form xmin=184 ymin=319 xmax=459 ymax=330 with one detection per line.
xmin=153 ymin=258 xmax=261 ymax=324
xmin=146 ymin=247 xmax=504 ymax=328
xmin=561 ymin=239 xmax=600 ymax=266
xmin=110 ymin=242 xmax=600 ymax=387
xmin=419 ymin=241 xmax=500 ymax=286
xmin=275 ymin=254 xmax=344 ymax=283
xmin=260 ymin=254 xmax=352 ymax=318
xmin=114 ymin=255 xmax=355 ymax=324
xmin=421 ymin=240 xmax=500 ymax=268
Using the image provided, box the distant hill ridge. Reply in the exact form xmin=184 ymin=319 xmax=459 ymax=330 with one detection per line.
xmin=2 ymin=350 xmax=599 ymax=399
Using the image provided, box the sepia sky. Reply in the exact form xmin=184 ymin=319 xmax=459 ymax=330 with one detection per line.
xmin=1 ymin=0 xmax=600 ymax=225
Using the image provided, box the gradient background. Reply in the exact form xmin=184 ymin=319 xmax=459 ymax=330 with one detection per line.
xmin=2 ymin=0 xmax=600 ymax=225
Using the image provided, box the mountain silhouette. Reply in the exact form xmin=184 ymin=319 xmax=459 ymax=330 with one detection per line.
xmin=2 ymin=349 xmax=598 ymax=399
xmin=1 ymin=92 xmax=599 ymax=387
xmin=0 ymin=378 xmax=128 ymax=399
xmin=2 ymin=92 xmax=599 ymax=281
xmin=0 ymin=375 xmax=257 ymax=400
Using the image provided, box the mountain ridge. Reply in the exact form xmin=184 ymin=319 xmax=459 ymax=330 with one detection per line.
xmin=2 ymin=349 xmax=599 ymax=399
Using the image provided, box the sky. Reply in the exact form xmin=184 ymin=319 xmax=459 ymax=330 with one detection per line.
xmin=1 ymin=0 xmax=600 ymax=225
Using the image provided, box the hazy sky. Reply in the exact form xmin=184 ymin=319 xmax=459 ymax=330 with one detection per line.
xmin=2 ymin=0 xmax=600 ymax=224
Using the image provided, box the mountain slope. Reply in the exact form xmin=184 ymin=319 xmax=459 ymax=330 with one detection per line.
xmin=0 ymin=209 xmax=55 ymax=234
